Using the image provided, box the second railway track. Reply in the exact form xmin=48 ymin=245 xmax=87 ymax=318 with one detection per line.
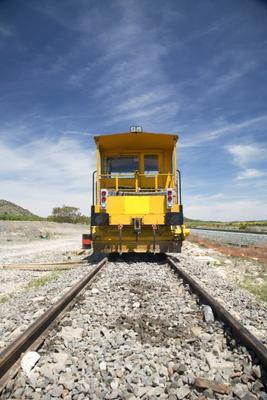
xmin=1 ymin=254 xmax=267 ymax=399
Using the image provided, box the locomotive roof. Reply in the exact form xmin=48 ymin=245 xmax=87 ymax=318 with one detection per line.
xmin=94 ymin=132 xmax=178 ymax=150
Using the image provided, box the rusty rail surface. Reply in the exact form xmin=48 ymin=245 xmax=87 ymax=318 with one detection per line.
xmin=0 ymin=257 xmax=107 ymax=389
xmin=167 ymin=256 xmax=267 ymax=370
xmin=2 ymin=260 xmax=90 ymax=271
xmin=190 ymin=227 xmax=267 ymax=235
xmin=1 ymin=254 xmax=266 ymax=394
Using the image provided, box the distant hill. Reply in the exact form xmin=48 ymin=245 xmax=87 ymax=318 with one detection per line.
xmin=184 ymin=216 xmax=267 ymax=232
xmin=0 ymin=199 xmax=39 ymax=217
xmin=184 ymin=217 xmax=195 ymax=222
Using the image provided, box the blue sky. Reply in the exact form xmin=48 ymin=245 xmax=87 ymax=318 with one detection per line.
xmin=0 ymin=0 xmax=267 ymax=220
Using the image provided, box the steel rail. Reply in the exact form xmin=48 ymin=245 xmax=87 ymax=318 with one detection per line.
xmin=3 ymin=261 xmax=89 ymax=267
xmin=2 ymin=260 xmax=90 ymax=271
xmin=167 ymin=256 xmax=267 ymax=370
xmin=0 ymin=257 xmax=107 ymax=389
xmin=167 ymin=257 xmax=267 ymax=369
xmin=190 ymin=227 xmax=267 ymax=235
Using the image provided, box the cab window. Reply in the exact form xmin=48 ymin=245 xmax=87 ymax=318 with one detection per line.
xmin=144 ymin=155 xmax=158 ymax=174
xmin=106 ymin=156 xmax=138 ymax=174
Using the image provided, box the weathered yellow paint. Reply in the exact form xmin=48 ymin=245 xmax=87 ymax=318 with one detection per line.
xmin=106 ymin=196 xmax=167 ymax=223
xmin=143 ymin=215 xmax=165 ymax=224
xmin=173 ymin=225 xmax=190 ymax=238
xmin=106 ymin=196 xmax=179 ymax=217
xmin=92 ymin=130 xmax=189 ymax=253
xmin=149 ymin=196 xmax=165 ymax=214
xmin=109 ymin=215 xmax=132 ymax=225
xmin=95 ymin=132 xmax=178 ymax=151
xmin=107 ymin=197 xmax=124 ymax=214
xmin=99 ymin=173 xmax=175 ymax=191
xmin=172 ymin=204 xmax=179 ymax=212
xmin=93 ymin=225 xmax=182 ymax=253
xmin=124 ymin=196 xmax=150 ymax=214
xmin=108 ymin=214 xmax=166 ymax=225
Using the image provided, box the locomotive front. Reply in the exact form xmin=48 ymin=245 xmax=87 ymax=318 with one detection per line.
xmin=90 ymin=127 xmax=189 ymax=253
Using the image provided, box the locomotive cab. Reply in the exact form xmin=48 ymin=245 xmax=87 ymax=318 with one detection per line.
xmin=91 ymin=128 xmax=189 ymax=253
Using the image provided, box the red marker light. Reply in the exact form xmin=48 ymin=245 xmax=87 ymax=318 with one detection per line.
xmin=100 ymin=189 xmax=108 ymax=209
xmin=167 ymin=189 xmax=173 ymax=208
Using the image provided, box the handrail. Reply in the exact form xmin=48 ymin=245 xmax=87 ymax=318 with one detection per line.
xmin=176 ymin=169 xmax=182 ymax=205
xmin=92 ymin=170 xmax=96 ymax=205
xmin=98 ymin=173 xmax=175 ymax=191
xmin=98 ymin=173 xmax=174 ymax=177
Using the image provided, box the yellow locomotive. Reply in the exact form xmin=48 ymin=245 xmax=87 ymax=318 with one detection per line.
xmin=90 ymin=126 xmax=189 ymax=253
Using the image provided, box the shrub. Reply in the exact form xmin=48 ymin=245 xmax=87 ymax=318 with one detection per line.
xmin=47 ymin=205 xmax=90 ymax=224
xmin=239 ymin=223 xmax=248 ymax=230
xmin=0 ymin=214 xmax=44 ymax=221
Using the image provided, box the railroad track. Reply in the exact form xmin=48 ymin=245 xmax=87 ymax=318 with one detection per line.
xmin=190 ymin=227 xmax=267 ymax=236
xmin=1 ymin=255 xmax=266 ymax=398
xmin=0 ymin=257 xmax=108 ymax=391
xmin=1 ymin=260 xmax=91 ymax=271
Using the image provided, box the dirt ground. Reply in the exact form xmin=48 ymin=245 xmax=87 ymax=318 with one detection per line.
xmin=1 ymin=221 xmax=266 ymax=305
xmin=0 ymin=221 xmax=89 ymax=298
xmin=0 ymin=221 xmax=266 ymax=350
xmin=189 ymin=233 xmax=267 ymax=266
xmin=0 ymin=220 xmax=88 ymax=244
xmin=0 ymin=221 xmax=88 ymax=267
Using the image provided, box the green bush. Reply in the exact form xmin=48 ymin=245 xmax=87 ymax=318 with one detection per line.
xmin=239 ymin=223 xmax=248 ymax=230
xmin=0 ymin=214 xmax=44 ymax=221
xmin=47 ymin=215 xmax=90 ymax=224
xmin=47 ymin=205 xmax=90 ymax=224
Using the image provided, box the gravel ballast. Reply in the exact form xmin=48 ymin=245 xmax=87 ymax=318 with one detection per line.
xmin=1 ymin=228 xmax=267 ymax=399
xmin=0 ymin=229 xmax=100 ymax=352
xmin=177 ymin=242 xmax=267 ymax=345
xmin=2 ymin=258 xmax=266 ymax=399
xmin=0 ymin=260 xmax=101 ymax=352
xmin=189 ymin=229 xmax=267 ymax=247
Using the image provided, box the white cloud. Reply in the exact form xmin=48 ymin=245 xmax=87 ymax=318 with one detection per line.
xmin=111 ymin=102 xmax=179 ymax=124
xmin=27 ymin=1 xmax=178 ymax=128
xmin=225 ymin=143 xmax=266 ymax=181
xmin=181 ymin=115 xmax=267 ymax=147
xmin=0 ymin=23 xmax=13 ymax=37
xmin=0 ymin=135 xmax=265 ymax=221
xmin=117 ymin=90 xmax=171 ymax=113
xmin=206 ymin=61 xmax=256 ymax=95
xmin=0 ymin=137 xmax=95 ymax=216
xmin=226 ymin=144 xmax=266 ymax=166
xmin=184 ymin=194 xmax=267 ymax=221
xmin=236 ymin=168 xmax=266 ymax=180
xmin=61 ymin=130 xmax=90 ymax=136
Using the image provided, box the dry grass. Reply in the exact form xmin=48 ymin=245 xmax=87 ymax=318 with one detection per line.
xmin=241 ymin=278 xmax=267 ymax=303
xmin=189 ymin=235 xmax=267 ymax=302
xmin=0 ymin=295 xmax=9 ymax=304
xmin=26 ymin=270 xmax=61 ymax=289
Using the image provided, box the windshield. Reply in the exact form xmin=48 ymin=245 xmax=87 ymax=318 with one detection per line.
xmin=144 ymin=155 xmax=158 ymax=174
xmin=107 ymin=156 xmax=138 ymax=174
